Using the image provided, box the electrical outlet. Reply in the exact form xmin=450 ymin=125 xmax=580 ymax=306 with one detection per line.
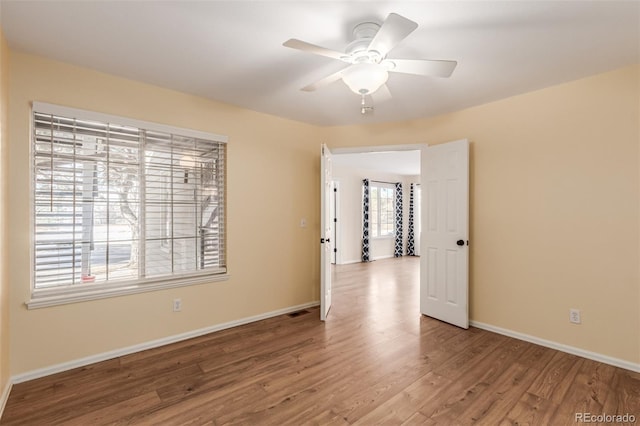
xmin=173 ymin=298 xmax=182 ymax=312
xmin=569 ymin=308 xmax=581 ymax=324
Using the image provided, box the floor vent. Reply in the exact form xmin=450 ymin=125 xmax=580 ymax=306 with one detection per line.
xmin=288 ymin=309 xmax=310 ymax=318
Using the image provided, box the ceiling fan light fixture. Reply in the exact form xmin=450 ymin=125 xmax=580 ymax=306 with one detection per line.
xmin=341 ymin=63 xmax=388 ymax=95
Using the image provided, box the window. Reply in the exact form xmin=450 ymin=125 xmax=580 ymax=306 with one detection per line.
xmin=370 ymin=183 xmax=395 ymax=238
xmin=30 ymin=102 xmax=227 ymax=308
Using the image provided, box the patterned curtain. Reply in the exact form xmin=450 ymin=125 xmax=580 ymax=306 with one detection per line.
xmin=394 ymin=182 xmax=403 ymax=257
xmin=362 ymin=179 xmax=370 ymax=262
xmin=407 ymin=183 xmax=416 ymax=256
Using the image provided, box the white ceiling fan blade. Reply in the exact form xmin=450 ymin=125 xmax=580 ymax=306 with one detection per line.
xmin=384 ymin=59 xmax=457 ymax=78
xmin=367 ymin=13 xmax=418 ymax=58
xmin=283 ymin=39 xmax=349 ymax=62
xmin=371 ymin=84 xmax=392 ymax=103
xmin=301 ymin=66 xmax=352 ymax=92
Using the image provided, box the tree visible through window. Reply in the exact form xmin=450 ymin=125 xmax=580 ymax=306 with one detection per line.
xmin=370 ymin=183 xmax=394 ymax=237
xmin=32 ymin=107 xmax=226 ymax=291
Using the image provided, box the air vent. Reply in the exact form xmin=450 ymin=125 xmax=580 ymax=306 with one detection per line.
xmin=288 ymin=309 xmax=311 ymax=318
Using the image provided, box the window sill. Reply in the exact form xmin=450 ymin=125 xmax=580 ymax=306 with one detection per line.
xmin=26 ymin=272 xmax=230 ymax=309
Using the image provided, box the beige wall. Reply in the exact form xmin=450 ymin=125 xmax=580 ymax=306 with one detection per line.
xmin=327 ymin=65 xmax=640 ymax=364
xmin=8 ymin=52 xmax=322 ymax=374
xmin=4 ymin=46 xmax=639 ymax=377
xmin=0 ymin=29 xmax=10 ymax=394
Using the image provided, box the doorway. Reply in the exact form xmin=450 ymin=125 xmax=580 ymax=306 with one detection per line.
xmin=328 ymin=145 xmax=422 ymax=322
xmin=320 ymin=141 xmax=469 ymax=329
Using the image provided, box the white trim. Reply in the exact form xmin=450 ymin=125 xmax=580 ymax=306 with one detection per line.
xmin=12 ymin=301 xmax=320 ymax=384
xmin=470 ymin=320 xmax=640 ymax=373
xmin=27 ymin=273 xmax=230 ymax=309
xmin=372 ymin=254 xmax=395 ymax=261
xmin=0 ymin=380 xmax=11 ymax=419
xmin=340 ymin=259 xmax=363 ymax=265
xmin=332 ymin=144 xmax=425 ymax=154
xmin=32 ymin=102 xmax=228 ymax=143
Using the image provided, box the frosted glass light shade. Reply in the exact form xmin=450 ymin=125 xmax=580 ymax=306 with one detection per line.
xmin=342 ymin=63 xmax=389 ymax=95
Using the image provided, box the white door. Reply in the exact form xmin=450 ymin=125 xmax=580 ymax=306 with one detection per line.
xmin=420 ymin=139 xmax=469 ymax=329
xmin=320 ymin=144 xmax=333 ymax=320
xmin=414 ymin=184 xmax=421 ymax=256
xmin=330 ymin=181 xmax=338 ymax=264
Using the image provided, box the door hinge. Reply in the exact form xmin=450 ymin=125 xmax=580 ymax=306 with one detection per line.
xmin=333 ymin=187 xmax=337 ymax=192
xmin=333 ymin=248 xmax=337 ymax=253
xmin=333 ymin=218 xmax=337 ymax=223
xmin=320 ymin=238 xmax=325 ymax=244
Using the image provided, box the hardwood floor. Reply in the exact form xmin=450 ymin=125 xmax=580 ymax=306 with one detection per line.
xmin=2 ymin=257 xmax=639 ymax=425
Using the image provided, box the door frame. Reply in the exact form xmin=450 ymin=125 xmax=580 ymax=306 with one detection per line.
xmin=331 ymin=144 xmax=426 ymax=156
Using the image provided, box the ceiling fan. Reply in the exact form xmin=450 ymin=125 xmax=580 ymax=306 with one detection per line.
xmin=283 ymin=13 xmax=457 ymax=103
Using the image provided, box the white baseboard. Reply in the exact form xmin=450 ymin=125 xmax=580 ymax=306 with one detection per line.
xmin=339 ymin=256 xmax=404 ymax=265
xmin=470 ymin=320 xmax=640 ymax=373
xmin=0 ymin=380 xmax=11 ymax=419
xmin=339 ymin=259 xmax=362 ymax=265
xmin=12 ymin=301 xmax=320 ymax=384
xmin=13 ymin=304 xmax=636 ymax=389
xmin=372 ymin=255 xmax=395 ymax=261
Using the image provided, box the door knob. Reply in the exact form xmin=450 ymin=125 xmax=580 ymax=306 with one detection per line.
xmin=456 ymin=239 xmax=464 ymax=246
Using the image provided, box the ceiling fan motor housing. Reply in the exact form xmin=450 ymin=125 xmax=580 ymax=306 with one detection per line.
xmin=346 ymin=22 xmax=383 ymax=63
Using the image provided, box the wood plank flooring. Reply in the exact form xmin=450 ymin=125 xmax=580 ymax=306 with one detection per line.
xmin=2 ymin=257 xmax=639 ymax=425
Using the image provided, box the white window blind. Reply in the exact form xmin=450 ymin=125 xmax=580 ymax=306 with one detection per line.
xmin=32 ymin=103 xmax=226 ymax=298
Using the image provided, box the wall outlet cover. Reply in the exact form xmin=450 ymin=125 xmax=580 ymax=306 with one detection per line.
xmin=569 ymin=308 xmax=581 ymax=324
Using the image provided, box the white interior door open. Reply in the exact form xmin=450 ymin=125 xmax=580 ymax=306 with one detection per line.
xmin=415 ymin=184 xmax=421 ymax=256
xmin=320 ymin=144 xmax=333 ymax=320
xmin=330 ymin=181 xmax=339 ymax=264
xmin=420 ymin=139 xmax=469 ymax=329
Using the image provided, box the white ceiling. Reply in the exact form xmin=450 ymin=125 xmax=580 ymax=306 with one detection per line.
xmin=1 ymin=1 xmax=639 ymax=127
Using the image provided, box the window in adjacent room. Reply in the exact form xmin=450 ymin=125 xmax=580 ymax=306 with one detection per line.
xmin=30 ymin=102 xmax=228 ymax=308
xmin=370 ymin=182 xmax=395 ymax=238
